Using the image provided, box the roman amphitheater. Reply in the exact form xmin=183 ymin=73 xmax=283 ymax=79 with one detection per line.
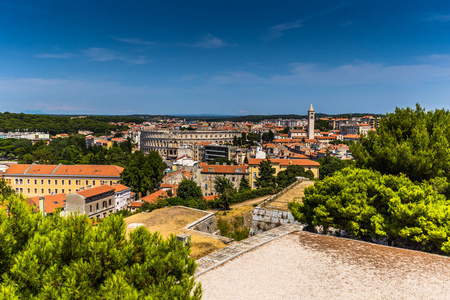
xmin=140 ymin=129 xmax=240 ymax=159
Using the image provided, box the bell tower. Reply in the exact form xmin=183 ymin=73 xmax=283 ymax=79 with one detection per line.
xmin=308 ymin=103 xmax=315 ymax=140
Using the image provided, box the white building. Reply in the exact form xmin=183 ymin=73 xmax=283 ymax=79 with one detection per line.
xmin=112 ymin=183 xmax=133 ymax=211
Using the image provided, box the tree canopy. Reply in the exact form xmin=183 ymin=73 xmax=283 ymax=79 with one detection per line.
xmin=120 ymin=151 xmax=166 ymax=194
xmin=214 ymin=176 xmax=236 ymax=210
xmin=255 ymin=159 xmax=276 ymax=189
xmin=289 ymin=167 xmax=450 ymax=254
xmin=276 ymin=165 xmax=314 ymax=189
xmin=318 ymin=155 xmax=353 ymax=180
xmin=177 ymin=179 xmax=203 ymax=200
xmin=351 ymin=104 xmax=450 ymax=182
xmin=0 ymin=195 xmax=201 ymax=299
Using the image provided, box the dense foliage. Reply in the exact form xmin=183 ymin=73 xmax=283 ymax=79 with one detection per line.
xmin=318 ymin=155 xmax=353 ymax=180
xmin=214 ymin=176 xmax=236 ymax=210
xmin=0 ymin=195 xmax=201 ymax=299
xmin=0 ymin=135 xmax=133 ymax=166
xmin=238 ymin=177 xmax=251 ymax=192
xmin=177 ymin=179 xmax=203 ymax=201
xmin=276 ymin=165 xmax=314 ymax=189
xmin=289 ymin=167 xmax=450 ymax=254
xmin=255 ymin=160 xmax=276 ymax=188
xmin=352 ymin=104 xmax=450 ymax=182
xmin=0 ymin=112 xmax=143 ymax=135
xmin=315 ymin=119 xmax=332 ymax=131
xmin=138 ymin=187 xmax=276 ymax=213
xmin=120 ymin=151 xmax=166 ymax=194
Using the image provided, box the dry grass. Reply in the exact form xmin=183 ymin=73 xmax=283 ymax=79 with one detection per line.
xmin=264 ymin=181 xmax=314 ymax=211
xmin=125 ymin=207 xmax=226 ymax=259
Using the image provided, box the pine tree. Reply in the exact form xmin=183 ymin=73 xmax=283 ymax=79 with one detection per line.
xmin=255 ymin=159 xmax=276 ymax=188
xmin=0 ymin=194 xmax=202 ymax=299
xmin=238 ymin=177 xmax=251 ymax=192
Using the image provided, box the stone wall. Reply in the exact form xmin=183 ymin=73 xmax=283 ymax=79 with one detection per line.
xmin=249 ymin=207 xmax=303 ymax=236
xmin=186 ymin=212 xmax=217 ymax=234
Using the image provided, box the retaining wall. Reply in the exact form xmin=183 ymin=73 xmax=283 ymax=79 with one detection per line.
xmin=249 ymin=207 xmax=303 ymax=236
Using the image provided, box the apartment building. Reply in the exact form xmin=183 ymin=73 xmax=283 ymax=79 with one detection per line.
xmin=200 ymin=163 xmax=248 ymax=196
xmin=3 ymin=163 xmax=123 ymax=197
xmin=64 ymin=185 xmax=116 ymax=219
xmin=247 ymin=158 xmax=320 ymax=189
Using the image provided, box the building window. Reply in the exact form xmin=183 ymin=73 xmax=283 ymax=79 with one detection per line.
xmin=76 ymin=180 xmax=81 ymax=185
xmin=92 ymin=180 xmax=96 ymax=186
xmin=109 ymin=199 xmax=111 ymax=206
xmin=62 ymin=189 xmax=65 ymax=193
xmin=86 ymin=180 xmax=89 ymax=185
xmin=205 ymin=176 xmax=208 ymax=181
xmin=48 ymin=189 xmax=51 ymax=194
xmin=27 ymin=179 xmax=30 ymax=184
xmin=55 ymin=189 xmax=58 ymax=194
xmin=253 ymin=172 xmax=256 ymax=178
xmin=34 ymin=189 xmax=37 ymax=194
xmin=110 ymin=181 xmax=113 ymax=185
xmin=205 ymin=184 xmax=208 ymax=190
xmin=96 ymin=203 xmax=99 ymax=210
xmin=27 ymin=188 xmax=30 ymax=194
xmin=15 ymin=179 xmax=18 ymax=185
xmin=48 ymin=180 xmax=51 ymax=185
xmin=232 ymin=177 xmax=235 ymax=181
xmin=41 ymin=180 xmax=44 ymax=185
xmin=34 ymin=179 xmax=37 ymax=184
xmin=90 ymin=205 xmax=92 ymax=212
xmin=41 ymin=189 xmax=44 ymax=194
xmin=19 ymin=188 xmax=23 ymax=193
xmin=68 ymin=189 xmax=71 ymax=193
xmin=55 ymin=180 xmax=58 ymax=185
xmin=68 ymin=180 xmax=71 ymax=185
xmin=62 ymin=180 xmax=64 ymax=185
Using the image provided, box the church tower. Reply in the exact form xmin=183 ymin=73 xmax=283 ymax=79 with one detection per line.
xmin=307 ymin=103 xmax=315 ymax=140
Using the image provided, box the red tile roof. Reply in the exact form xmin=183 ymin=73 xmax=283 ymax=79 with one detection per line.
xmin=141 ymin=189 xmax=167 ymax=204
xmin=200 ymin=163 xmax=248 ymax=174
xmin=28 ymin=193 xmax=67 ymax=214
xmin=112 ymin=183 xmax=131 ymax=192
xmin=248 ymin=158 xmax=319 ymax=167
xmin=77 ymin=185 xmax=116 ymax=198
xmin=4 ymin=164 xmax=123 ymax=177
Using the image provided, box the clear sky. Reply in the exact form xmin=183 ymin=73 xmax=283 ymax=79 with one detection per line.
xmin=1 ymin=0 xmax=450 ymax=115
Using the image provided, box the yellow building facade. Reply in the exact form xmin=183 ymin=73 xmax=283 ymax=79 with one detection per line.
xmin=248 ymin=158 xmax=319 ymax=189
xmin=3 ymin=164 xmax=123 ymax=197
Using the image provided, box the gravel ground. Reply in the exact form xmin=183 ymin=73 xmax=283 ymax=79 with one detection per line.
xmin=198 ymin=231 xmax=450 ymax=300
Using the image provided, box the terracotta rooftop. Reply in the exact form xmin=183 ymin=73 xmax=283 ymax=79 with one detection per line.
xmin=248 ymin=158 xmax=319 ymax=167
xmin=28 ymin=193 xmax=67 ymax=214
xmin=77 ymin=185 xmax=116 ymax=198
xmin=200 ymin=163 xmax=248 ymax=174
xmin=4 ymin=164 xmax=123 ymax=177
xmin=141 ymin=190 xmax=168 ymax=204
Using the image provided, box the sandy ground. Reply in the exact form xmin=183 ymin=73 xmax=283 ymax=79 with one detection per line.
xmin=198 ymin=231 xmax=450 ymax=300
xmin=264 ymin=180 xmax=314 ymax=211
xmin=125 ymin=207 xmax=226 ymax=259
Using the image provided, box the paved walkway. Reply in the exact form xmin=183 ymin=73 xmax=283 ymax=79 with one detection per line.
xmin=195 ymin=224 xmax=303 ymax=276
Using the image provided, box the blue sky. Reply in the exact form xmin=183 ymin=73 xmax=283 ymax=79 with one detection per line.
xmin=1 ymin=0 xmax=450 ymax=115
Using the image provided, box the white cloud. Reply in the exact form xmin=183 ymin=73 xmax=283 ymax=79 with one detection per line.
xmin=35 ymin=53 xmax=76 ymax=59
xmin=111 ymin=36 xmax=156 ymax=45
xmin=83 ymin=48 xmax=149 ymax=64
xmin=210 ymin=61 xmax=450 ymax=86
xmin=193 ymin=34 xmax=229 ymax=49
xmin=0 ymin=78 xmax=161 ymax=113
xmin=265 ymin=21 xmax=302 ymax=41
xmin=425 ymin=14 xmax=450 ymax=22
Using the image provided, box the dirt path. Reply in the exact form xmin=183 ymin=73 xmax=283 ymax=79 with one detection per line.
xmin=263 ymin=181 xmax=314 ymax=211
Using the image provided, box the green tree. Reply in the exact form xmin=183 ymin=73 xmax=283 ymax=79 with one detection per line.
xmin=244 ymin=156 xmax=248 ymax=164
xmin=282 ymin=126 xmax=290 ymax=134
xmin=318 ymin=154 xmax=353 ymax=180
xmin=18 ymin=153 xmax=34 ymax=164
xmin=120 ymin=151 xmax=165 ymax=194
xmin=261 ymin=130 xmax=274 ymax=142
xmin=255 ymin=159 xmax=276 ymax=188
xmin=315 ymin=119 xmax=332 ymax=131
xmin=177 ymin=179 xmax=203 ymax=200
xmin=214 ymin=176 xmax=236 ymax=210
xmin=352 ymin=104 xmax=450 ymax=182
xmin=276 ymin=165 xmax=314 ymax=189
xmin=238 ymin=177 xmax=251 ymax=192
xmin=0 ymin=195 xmax=201 ymax=299
xmin=289 ymin=167 xmax=450 ymax=254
